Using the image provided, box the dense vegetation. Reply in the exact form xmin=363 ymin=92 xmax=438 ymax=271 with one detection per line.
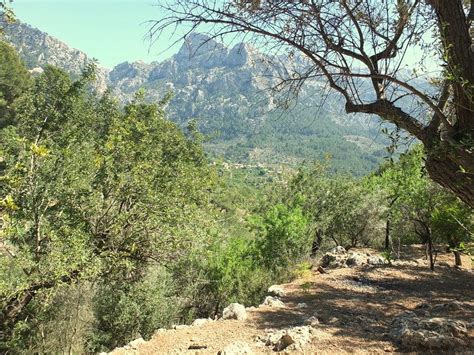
xmin=0 ymin=39 xmax=472 ymax=353
xmin=206 ymin=107 xmax=387 ymax=176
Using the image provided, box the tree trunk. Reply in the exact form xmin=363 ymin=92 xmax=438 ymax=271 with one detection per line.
xmin=427 ymin=233 xmax=435 ymax=271
xmin=429 ymin=1 xmax=474 ymax=129
xmin=311 ymin=230 xmax=323 ymax=257
xmin=0 ymin=270 xmax=80 ymax=344
xmin=385 ymin=219 xmax=391 ymax=251
xmin=421 ymin=0 xmax=474 ymax=208
xmin=425 ymin=149 xmax=474 ymax=208
xmin=454 ymin=251 xmax=462 ymax=266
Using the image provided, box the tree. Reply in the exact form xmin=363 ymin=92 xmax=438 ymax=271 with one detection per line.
xmin=0 ymin=65 xmax=215 ymax=348
xmin=287 ymin=160 xmax=386 ymax=250
xmin=152 ymin=0 xmax=474 ymax=207
xmin=379 ymin=146 xmax=472 ymax=269
xmin=431 ymin=191 xmax=473 ymax=266
xmin=0 ymin=41 xmax=32 ymax=128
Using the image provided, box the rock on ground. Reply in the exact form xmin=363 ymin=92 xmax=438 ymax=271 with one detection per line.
xmin=192 ymin=318 xmax=212 ymax=327
xmin=304 ymin=316 xmax=320 ymax=326
xmin=218 ymin=341 xmax=253 ymax=354
xmin=346 ymin=251 xmax=366 ymax=266
xmin=222 ymin=303 xmax=247 ymax=321
xmin=261 ymin=296 xmax=285 ymax=308
xmin=260 ymin=326 xmax=314 ymax=351
xmin=390 ymin=311 xmax=469 ymax=350
xmin=267 ymin=285 xmax=286 ymax=297
xmin=330 ymin=246 xmax=347 ymax=255
xmin=320 ymin=247 xmax=387 ymax=269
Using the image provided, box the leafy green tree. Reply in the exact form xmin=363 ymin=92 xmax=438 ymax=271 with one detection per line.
xmin=288 ymin=163 xmax=385 ymax=251
xmin=0 ymin=64 xmax=215 ymax=350
xmin=0 ymin=41 xmax=32 ymax=128
xmin=88 ymin=268 xmax=181 ymax=352
xmin=378 ymin=146 xmax=472 ymax=269
xmin=431 ymin=195 xmax=473 ymax=266
xmin=251 ymin=203 xmax=310 ymax=270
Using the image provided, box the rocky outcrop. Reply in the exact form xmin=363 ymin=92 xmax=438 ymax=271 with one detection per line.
xmin=267 ymin=285 xmax=285 ymax=297
xmin=258 ymin=326 xmax=315 ymax=351
xmin=3 ymin=20 xmax=109 ymax=93
xmin=3 ymin=21 xmax=384 ymax=145
xmin=389 ymin=301 xmax=473 ymax=350
xmin=222 ymin=303 xmax=247 ymax=321
xmin=390 ymin=311 xmax=469 ymax=350
xmin=261 ymin=296 xmax=285 ymax=308
xmin=320 ymin=247 xmax=387 ymax=269
xmin=192 ymin=318 xmax=212 ymax=327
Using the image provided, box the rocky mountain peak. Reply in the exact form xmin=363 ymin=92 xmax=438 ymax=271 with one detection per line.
xmin=3 ymin=20 xmax=109 ymax=93
xmin=226 ymin=42 xmax=257 ymax=67
xmin=175 ymin=32 xmax=228 ymax=68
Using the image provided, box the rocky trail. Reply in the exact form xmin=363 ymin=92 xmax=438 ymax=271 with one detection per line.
xmin=110 ymin=246 xmax=474 ymax=354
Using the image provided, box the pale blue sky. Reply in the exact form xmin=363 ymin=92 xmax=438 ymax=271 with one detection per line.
xmin=12 ymin=0 xmax=183 ymax=68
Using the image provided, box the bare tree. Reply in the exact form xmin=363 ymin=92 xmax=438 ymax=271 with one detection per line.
xmin=151 ymin=0 xmax=474 ymax=207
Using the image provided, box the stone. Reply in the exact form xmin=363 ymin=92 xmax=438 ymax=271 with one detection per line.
xmin=297 ymin=302 xmax=308 ymax=309
xmin=431 ymin=301 xmax=463 ymax=313
xmin=390 ymin=311 xmax=469 ymax=350
xmin=222 ymin=303 xmax=247 ymax=321
xmin=218 ymin=341 xmax=253 ymax=354
xmin=268 ymin=285 xmax=286 ymax=297
xmin=367 ymin=255 xmax=386 ymax=265
xmin=320 ymin=253 xmax=347 ymax=268
xmin=346 ymin=252 xmax=365 ymax=266
xmin=261 ymin=296 xmax=285 ymax=308
xmin=172 ymin=324 xmax=188 ymax=330
xmin=192 ymin=318 xmax=211 ymax=327
xmin=317 ymin=265 xmax=327 ymax=274
xmin=188 ymin=344 xmax=208 ymax=350
xmin=330 ymin=246 xmax=347 ymax=255
xmin=262 ymin=326 xmax=314 ymax=351
xmin=304 ymin=316 xmax=320 ymax=326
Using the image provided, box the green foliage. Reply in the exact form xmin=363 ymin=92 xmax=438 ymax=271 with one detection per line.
xmin=2 ymin=43 xmax=472 ymax=354
xmin=251 ymin=203 xmax=310 ymax=269
xmin=286 ymin=163 xmax=386 ymax=249
xmin=0 ymin=40 xmax=32 ymax=127
xmin=194 ymin=237 xmax=271 ymax=315
xmin=374 ymin=146 xmax=472 ymax=248
xmin=0 ymin=63 xmax=216 ymax=351
xmin=363 ymin=145 xmax=473 ymax=266
xmin=89 ymin=268 xmax=180 ymax=352
xmin=381 ymin=250 xmax=393 ymax=263
xmin=431 ymin=198 xmax=473 ymax=249
xmin=206 ymin=109 xmax=387 ymax=176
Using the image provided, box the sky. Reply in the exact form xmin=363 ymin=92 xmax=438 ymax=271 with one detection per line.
xmin=12 ymin=0 xmax=183 ymax=68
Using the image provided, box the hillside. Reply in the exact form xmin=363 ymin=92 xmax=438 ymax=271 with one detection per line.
xmin=109 ymin=246 xmax=474 ymax=354
xmin=3 ymin=20 xmax=389 ymax=175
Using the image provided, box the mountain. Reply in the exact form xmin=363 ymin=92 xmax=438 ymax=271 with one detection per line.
xmin=3 ymin=21 xmax=390 ymax=175
xmin=4 ymin=20 xmax=109 ymax=94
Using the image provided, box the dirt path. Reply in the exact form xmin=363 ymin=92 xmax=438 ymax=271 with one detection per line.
xmin=111 ymin=247 xmax=474 ymax=354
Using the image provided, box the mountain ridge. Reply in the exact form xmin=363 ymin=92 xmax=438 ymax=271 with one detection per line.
xmin=4 ymin=20 xmax=389 ymax=174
